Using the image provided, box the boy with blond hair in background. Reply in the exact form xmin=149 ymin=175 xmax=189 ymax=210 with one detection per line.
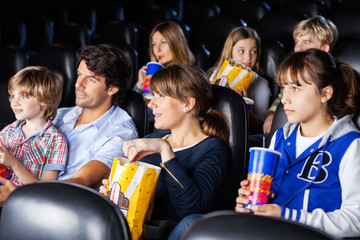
xmin=262 ymin=15 xmax=338 ymax=134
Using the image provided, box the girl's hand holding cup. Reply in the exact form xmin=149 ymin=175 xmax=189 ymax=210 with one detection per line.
xmin=235 ymin=179 xmax=252 ymax=213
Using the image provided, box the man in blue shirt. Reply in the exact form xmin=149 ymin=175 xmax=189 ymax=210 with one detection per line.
xmin=0 ymin=44 xmax=138 ymax=200
xmin=54 ymin=44 xmax=138 ymax=188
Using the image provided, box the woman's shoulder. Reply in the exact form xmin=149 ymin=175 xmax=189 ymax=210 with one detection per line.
xmin=203 ymin=136 xmax=227 ymax=144
xmin=144 ymin=132 xmax=169 ymax=139
xmin=196 ymin=137 xmax=229 ymax=152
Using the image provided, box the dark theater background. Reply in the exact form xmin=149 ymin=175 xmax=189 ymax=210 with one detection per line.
xmin=0 ymin=0 xmax=359 ymax=127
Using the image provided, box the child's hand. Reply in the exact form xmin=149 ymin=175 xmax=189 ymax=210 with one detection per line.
xmin=251 ymin=203 xmax=281 ymax=217
xmin=241 ymin=87 xmax=248 ymax=98
xmin=235 ymin=87 xmax=248 ymax=98
xmin=99 ymin=178 xmax=110 ymax=197
xmin=263 ymin=111 xmax=275 ymax=134
xmin=0 ymin=176 xmax=17 ymax=206
xmin=0 ymin=142 xmax=17 ymax=168
xmin=235 ymin=180 xmax=279 ymax=216
xmin=235 ymin=179 xmax=252 ymax=213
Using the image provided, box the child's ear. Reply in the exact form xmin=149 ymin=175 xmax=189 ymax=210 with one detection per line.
xmin=40 ymin=103 xmax=48 ymax=111
xmin=320 ymin=44 xmax=330 ymax=53
xmin=321 ymin=86 xmax=333 ymax=103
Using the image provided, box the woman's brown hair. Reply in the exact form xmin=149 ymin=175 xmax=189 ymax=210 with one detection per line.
xmin=149 ymin=20 xmax=195 ymax=65
xmin=150 ymin=64 xmax=229 ymax=141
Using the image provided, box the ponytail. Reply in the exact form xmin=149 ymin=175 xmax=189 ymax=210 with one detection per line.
xmin=201 ymin=109 xmax=230 ymax=142
xmin=334 ymin=62 xmax=358 ymax=118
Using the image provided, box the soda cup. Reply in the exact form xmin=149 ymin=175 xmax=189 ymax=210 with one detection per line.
xmin=0 ymin=164 xmax=10 ymax=185
xmin=243 ymin=97 xmax=254 ymax=111
xmin=143 ymin=62 xmax=164 ymax=99
xmin=244 ymin=147 xmax=281 ymax=209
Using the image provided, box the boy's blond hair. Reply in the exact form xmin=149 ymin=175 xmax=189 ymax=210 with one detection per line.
xmin=293 ymin=15 xmax=338 ymax=51
xmin=8 ymin=66 xmax=63 ymax=120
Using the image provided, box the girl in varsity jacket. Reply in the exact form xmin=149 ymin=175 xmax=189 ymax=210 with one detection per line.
xmin=236 ymin=49 xmax=360 ymax=238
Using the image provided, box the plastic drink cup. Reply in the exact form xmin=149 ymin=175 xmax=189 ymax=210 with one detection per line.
xmin=0 ymin=164 xmax=10 ymax=185
xmin=243 ymin=97 xmax=254 ymax=111
xmin=143 ymin=62 xmax=164 ymax=99
xmin=244 ymin=147 xmax=281 ymax=209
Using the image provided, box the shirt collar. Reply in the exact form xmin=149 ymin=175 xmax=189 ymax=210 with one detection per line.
xmin=93 ymin=106 xmax=116 ymax=129
xmin=62 ymin=105 xmax=116 ymax=130
xmin=14 ymin=120 xmax=52 ymax=138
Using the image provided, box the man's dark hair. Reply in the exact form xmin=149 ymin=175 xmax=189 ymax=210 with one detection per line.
xmin=77 ymin=44 xmax=131 ymax=106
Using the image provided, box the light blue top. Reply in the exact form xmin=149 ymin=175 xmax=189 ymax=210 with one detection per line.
xmin=53 ymin=105 xmax=138 ymax=180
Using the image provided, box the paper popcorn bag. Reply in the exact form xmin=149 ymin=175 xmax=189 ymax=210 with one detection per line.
xmin=211 ymin=58 xmax=258 ymax=94
xmin=108 ymin=157 xmax=161 ymax=240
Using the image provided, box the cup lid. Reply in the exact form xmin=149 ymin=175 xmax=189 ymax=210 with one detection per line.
xmin=249 ymin=147 xmax=282 ymax=157
xmin=243 ymin=97 xmax=254 ymax=105
xmin=146 ymin=62 xmax=164 ymax=67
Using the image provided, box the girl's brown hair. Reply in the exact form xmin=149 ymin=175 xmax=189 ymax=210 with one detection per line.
xmin=277 ymin=49 xmax=357 ymax=119
xmin=150 ymin=64 xmax=229 ymax=142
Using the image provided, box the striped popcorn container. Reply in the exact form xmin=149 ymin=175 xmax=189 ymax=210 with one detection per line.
xmin=108 ymin=157 xmax=161 ymax=240
xmin=211 ymin=58 xmax=258 ymax=94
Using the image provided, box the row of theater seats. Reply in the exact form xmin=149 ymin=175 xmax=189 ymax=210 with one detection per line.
xmin=1 ymin=0 xmax=360 ymax=65
xmin=0 ymin=0 xmax=358 ymax=96
xmin=0 ymin=32 xmax=358 ymax=110
xmin=1 ymin=0 xmax=359 ymax=41
xmin=0 ymin=182 xmax=337 ymax=240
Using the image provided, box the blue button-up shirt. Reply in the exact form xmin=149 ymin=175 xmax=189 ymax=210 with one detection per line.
xmin=53 ymin=105 xmax=138 ymax=180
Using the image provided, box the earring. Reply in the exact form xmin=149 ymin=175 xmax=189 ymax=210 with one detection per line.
xmin=183 ymin=109 xmax=186 ymax=113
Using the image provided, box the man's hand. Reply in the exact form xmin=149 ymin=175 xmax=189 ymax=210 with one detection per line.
xmin=64 ymin=160 xmax=111 ymax=189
